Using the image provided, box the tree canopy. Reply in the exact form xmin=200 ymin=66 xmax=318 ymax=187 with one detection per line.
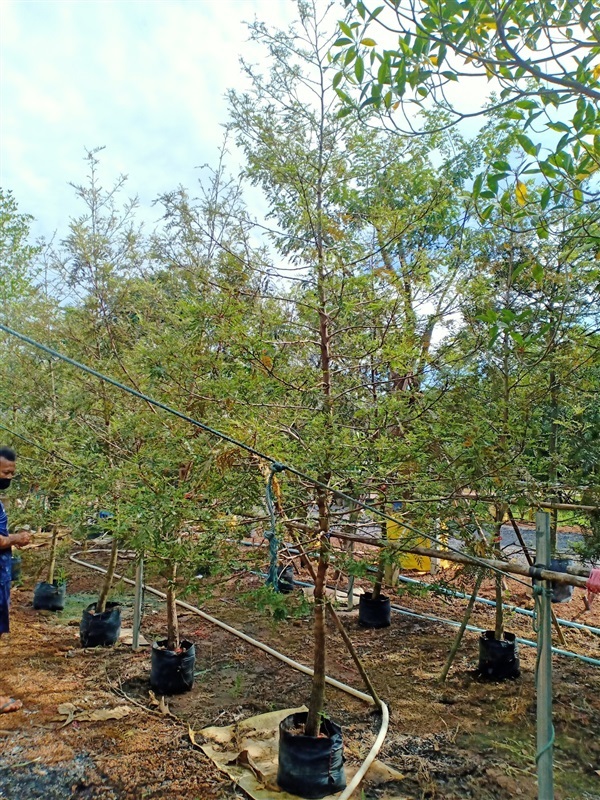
xmin=334 ymin=0 xmax=600 ymax=212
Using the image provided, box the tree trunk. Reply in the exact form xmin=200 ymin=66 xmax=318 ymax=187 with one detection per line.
xmin=305 ymin=534 xmax=329 ymax=738
xmin=494 ymin=574 xmax=504 ymax=640
xmin=96 ymin=536 xmax=118 ymax=614
xmin=372 ymin=497 xmax=387 ymax=601
xmin=549 ymin=368 xmax=559 ymax=554
xmin=166 ymin=560 xmax=180 ymax=652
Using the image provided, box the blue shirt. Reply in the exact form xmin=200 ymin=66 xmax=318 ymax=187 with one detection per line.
xmin=0 ymin=500 xmax=10 ymax=584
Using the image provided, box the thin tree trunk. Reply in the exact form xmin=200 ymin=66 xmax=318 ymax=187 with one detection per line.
xmin=549 ymin=368 xmax=559 ymax=554
xmin=47 ymin=526 xmax=59 ymax=584
xmin=166 ymin=560 xmax=180 ymax=652
xmin=372 ymin=496 xmax=387 ymax=601
xmin=305 ymin=534 xmax=329 ymax=738
xmin=96 ymin=536 xmax=118 ymax=613
xmin=494 ymin=505 xmax=505 ymax=640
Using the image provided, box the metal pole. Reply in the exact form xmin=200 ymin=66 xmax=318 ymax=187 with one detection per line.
xmin=132 ymin=556 xmax=144 ymax=651
xmin=535 ymin=511 xmax=554 ymax=800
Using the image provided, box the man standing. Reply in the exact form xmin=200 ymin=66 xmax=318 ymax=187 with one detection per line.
xmin=0 ymin=446 xmax=31 ymax=713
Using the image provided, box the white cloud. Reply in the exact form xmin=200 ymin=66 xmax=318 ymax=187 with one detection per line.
xmin=0 ymin=0 xmax=299 ymax=239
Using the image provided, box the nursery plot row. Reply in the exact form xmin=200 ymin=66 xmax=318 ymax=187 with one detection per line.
xmin=1 ymin=544 xmax=599 ymax=799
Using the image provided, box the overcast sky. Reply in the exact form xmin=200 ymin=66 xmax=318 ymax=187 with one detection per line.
xmin=0 ymin=0 xmax=299 ymax=240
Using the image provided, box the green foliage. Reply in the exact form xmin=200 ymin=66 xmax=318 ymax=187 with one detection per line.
xmin=335 ymin=0 xmax=600 ymax=212
xmin=239 ymin=584 xmax=312 ymax=622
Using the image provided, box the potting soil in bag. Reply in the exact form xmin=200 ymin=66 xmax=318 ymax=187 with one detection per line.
xmin=358 ymin=591 xmax=391 ymax=628
xmin=550 ymin=558 xmax=574 ymax=603
xmin=278 ymin=563 xmax=295 ymax=594
xmin=150 ymin=639 xmax=195 ymax=695
xmin=277 ymin=711 xmax=346 ymax=799
xmin=478 ymin=631 xmax=520 ymax=680
xmin=10 ymin=553 xmax=21 ymax=582
xmin=33 ymin=581 xmax=66 ymax=611
xmin=80 ymin=601 xmax=121 ymax=647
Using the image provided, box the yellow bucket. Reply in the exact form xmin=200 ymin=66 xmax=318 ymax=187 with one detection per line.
xmin=387 ymin=510 xmax=451 ymax=572
xmin=387 ymin=518 xmax=431 ymax=571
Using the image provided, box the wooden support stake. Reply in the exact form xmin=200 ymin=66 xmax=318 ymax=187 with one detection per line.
xmin=439 ymin=570 xmax=485 ymax=683
xmin=132 ymin=556 xmax=144 ymax=651
xmin=535 ymin=512 xmax=554 ymax=800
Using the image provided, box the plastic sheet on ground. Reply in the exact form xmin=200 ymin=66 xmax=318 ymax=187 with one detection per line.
xmin=197 ymin=706 xmax=405 ymax=800
xmin=119 ymin=628 xmax=150 ymax=646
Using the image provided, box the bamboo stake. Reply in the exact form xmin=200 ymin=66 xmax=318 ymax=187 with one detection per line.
xmin=439 ymin=570 xmax=485 ymax=683
xmin=536 ymin=512 xmax=554 ymax=800
xmin=132 ymin=555 xmax=144 ymax=651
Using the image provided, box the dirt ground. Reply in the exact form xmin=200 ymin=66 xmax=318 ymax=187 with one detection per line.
xmin=1 ymin=541 xmax=600 ymax=800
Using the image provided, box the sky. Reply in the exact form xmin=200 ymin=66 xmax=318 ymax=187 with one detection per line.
xmin=0 ymin=0 xmax=299 ymax=241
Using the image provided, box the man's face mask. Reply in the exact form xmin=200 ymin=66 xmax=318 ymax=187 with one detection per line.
xmin=0 ymin=478 xmax=12 ymax=490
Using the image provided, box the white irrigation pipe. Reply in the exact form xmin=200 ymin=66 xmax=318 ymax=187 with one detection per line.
xmin=71 ymin=551 xmax=389 ymax=798
xmin=338 ymin=701 xmax=389 ymax=800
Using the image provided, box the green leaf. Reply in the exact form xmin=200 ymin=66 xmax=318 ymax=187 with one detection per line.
xmin=337 ymin=106 xmax=354 ymax=119
xmin=540 ymin=187 xmax=551 ymax=209
xmin=488 ymin=324 xmax=500 ymax=347
xmin=532 ymin=263 xmax=544 ymax=282
xmin=539 ymin=160 xmax=557 ymax=179
xmin=355 ymin=56 xmax=365 ymax=82
xmin=509 ymin=330 xmax=524 ymax=345
xmin=339 ymin=21 xmax=354 ymax=38
xmin=516 ymin=133 xmax=539 ymax=157
xmin=333 ymin=37 xmax=353 ymax=47
xmin=377 ymin=59 xmax=390 ymax=84
xmin=477 ymin=309 xmax=498 ymax=323
xmin=515 ymin=99 xmax=539 ymax=110
xmin=369 ymin=5 xmax=385 ymax=21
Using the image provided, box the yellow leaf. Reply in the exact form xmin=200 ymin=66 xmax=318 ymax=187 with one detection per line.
xmin=478 ymin=18 xmax=497 ymax=31
xmin=430 ymin=55 xmax=438 ymax=66
xmin=593 ymin=64 xmax=600 ymax=80
xmin=260 ymin=353 xmax=273 ymax=370
xmin=515 ymin=180 xmax=528 ymax=206
xmin=360 ymin=37 xmax=377 ymax=47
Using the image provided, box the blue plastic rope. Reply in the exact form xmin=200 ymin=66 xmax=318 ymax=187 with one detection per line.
xmin=264 ymin=463 xmax=286 ymax=590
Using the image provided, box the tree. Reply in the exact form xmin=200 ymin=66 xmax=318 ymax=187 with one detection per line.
xmin=226 ymin=0 xmax=484 ymax=735
xmin=334 ymin=0 xmax=600 ymax=210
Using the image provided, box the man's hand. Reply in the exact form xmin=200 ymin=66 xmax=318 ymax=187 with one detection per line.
xmin=11 ymin=531 xmax=31 ymax=548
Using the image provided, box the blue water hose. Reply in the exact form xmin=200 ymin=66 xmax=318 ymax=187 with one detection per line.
xmin=395 ymin=573 xmax=600 ymax=637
